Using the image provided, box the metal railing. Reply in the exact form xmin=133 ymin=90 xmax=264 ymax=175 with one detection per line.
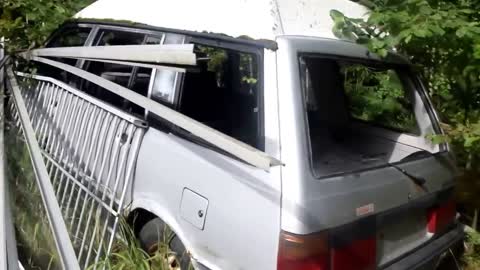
xmin=0 ymin=40 xmax=8 ymax=270
xmin=6 ymin=66 xmax=81 ymax=269
xmin=7 ymin=70 xmax=147 ymax=268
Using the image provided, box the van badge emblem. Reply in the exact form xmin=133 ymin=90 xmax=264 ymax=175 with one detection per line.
xmin=356 ymin=203 xmax=375 ymax=217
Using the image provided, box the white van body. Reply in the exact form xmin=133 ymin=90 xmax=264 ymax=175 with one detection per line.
xmin=30 ymin=0 xmax=462 ymax=269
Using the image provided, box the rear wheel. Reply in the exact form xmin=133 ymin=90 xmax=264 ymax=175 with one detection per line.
xmin=139 ymin=218 xmax=192 ymax=270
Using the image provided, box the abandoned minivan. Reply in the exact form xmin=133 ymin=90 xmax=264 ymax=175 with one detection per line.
xmin=14 ymin=0 xmax=463 ymax=269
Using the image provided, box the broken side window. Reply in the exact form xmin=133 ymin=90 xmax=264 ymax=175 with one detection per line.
xmin=177 ymin=44 xmax=261 ymax=149
xmin=79 ymin=29 xmax=152 ymax=117
xmin=37 ymin=26 xmax=91 ymax=83
xmin=149 ymin=33 xmax=185 ymax=105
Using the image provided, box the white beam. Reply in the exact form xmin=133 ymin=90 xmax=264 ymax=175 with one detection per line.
xmin=21 ymin=44 xmax=197 ymax=66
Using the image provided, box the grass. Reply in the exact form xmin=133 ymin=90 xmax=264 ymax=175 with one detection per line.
xmin=5 ymin=116 xmax=61 ymax=269
xmin=88 ymin=217 xmax=193 ymax=270
xmin=463 ymin=227 xmax=480 ymax=270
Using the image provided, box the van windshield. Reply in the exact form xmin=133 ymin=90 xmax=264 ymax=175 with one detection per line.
xmin=300 ymin=56 xmax=438 ymax=178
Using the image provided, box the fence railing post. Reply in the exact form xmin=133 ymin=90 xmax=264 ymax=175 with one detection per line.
xmin=0 ymin=35 xmax=8 ymax=270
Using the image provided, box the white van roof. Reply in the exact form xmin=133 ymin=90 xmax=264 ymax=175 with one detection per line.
xmin=75 ymin=0 xmax=368 ymax=41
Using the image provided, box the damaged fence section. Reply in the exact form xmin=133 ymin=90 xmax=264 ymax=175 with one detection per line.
xmin=6 ymin=67 xmax=148 ymax=269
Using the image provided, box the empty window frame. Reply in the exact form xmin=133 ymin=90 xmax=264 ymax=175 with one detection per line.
xmin=148 ymin=33 xmax=186 ymax=106
xmin=176 ymin=43 xmax=263 ymax=150
xmin=38 ymin=26 xmax=92 ymax=83
xmin=79 ymin=29 xmax=185 ymax=117
xmin=300 ymin=56 xmax=431 ymax=178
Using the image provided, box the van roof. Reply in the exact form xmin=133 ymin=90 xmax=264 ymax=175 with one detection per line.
xmin=75 ymin=0 xmax=368 ymax=41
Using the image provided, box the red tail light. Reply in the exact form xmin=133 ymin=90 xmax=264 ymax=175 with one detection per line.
xmin=331 ymin=237 xmax=376 ymax=270
xmin=427 ymin=199 xmax=456 ymax=234
xmin=277 ymin=231 xmax=329 ymax=270
xmin=277 ymin=230 xmax=376 ymax=270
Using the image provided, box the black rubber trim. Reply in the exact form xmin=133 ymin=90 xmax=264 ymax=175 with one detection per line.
xmin=381 ymin=224 xmax=464 ymax=270
xmin=64 ymin=20 xmax=278 ymax=50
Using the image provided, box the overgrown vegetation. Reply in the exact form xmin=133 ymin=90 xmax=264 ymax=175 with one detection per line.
xmin=462 ymin=227 xmax=480 ymax=270
xmin=0 ymin=0 xmax=93 ymax=53
xmin=331 ymin=0 xmax=480 ymax=225
xmin=342 ymin=64 xmax=418 ymax=132
xmin=5 ymin=112 xmax=61 ymax=270
xmin=89 ymin=217 xmax=192 ymax=270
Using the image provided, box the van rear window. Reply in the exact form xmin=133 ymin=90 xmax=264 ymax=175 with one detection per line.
xmin=300 ymin=56 xmax=433 ymax=178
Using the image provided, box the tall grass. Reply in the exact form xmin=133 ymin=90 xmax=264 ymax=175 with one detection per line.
xmin=463 ymin=227 xmax=480 ymax=270
xmin=5 ymin=117 xmax=61 ymax=269
xmin=88 ymin=217 xmax=193 ymax=270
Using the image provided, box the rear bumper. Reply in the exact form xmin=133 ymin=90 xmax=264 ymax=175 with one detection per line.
xmin=382 ymin=224 xmax=464 ymax=270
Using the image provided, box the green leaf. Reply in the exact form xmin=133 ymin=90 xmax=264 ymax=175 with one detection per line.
xmin=464 ymin=136 xmax=480 ymax=148
xmin=330 ymin=9 xmax=345 ymax=23
xmin=428 ymin=134 xmax=449 ymax=144
xmin=377 ymin=48 xmax=388 ymax=58
xmin=419 ymin=5 xmax=432 ymax=15
xmin=474 ymin=44 xmax=480 ymax=59
xmin=428 ymin=25 xmax=446 ymax=35
xmin=431 ymin=13 xmax=442 ymax=20
xmin=456 ymin=28 xmax=467 ymax=37
xmin=413 ymin=28 xmax=430 ymax=38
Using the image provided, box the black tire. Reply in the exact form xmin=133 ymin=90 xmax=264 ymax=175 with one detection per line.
xmin=139 ymin=218 xmax=191 ymax=270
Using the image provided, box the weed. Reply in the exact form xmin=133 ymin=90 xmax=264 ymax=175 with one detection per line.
xmin=463 ymin=227 xmax=480 ymax=270
xmin=88 ymin=217 xmax=193 ymax=270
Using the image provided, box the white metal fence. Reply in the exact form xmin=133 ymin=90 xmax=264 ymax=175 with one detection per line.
xmin=6 ymin=69 xmax=147 ymax=268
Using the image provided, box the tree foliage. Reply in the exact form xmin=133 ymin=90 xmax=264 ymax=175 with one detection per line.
xmin=343 ymin=65 xmax=418 ymax=132
xmin=331 ymin=0 xmax=480 ymax=170
xmin=0 ymin=0 xmax=92 ymax=53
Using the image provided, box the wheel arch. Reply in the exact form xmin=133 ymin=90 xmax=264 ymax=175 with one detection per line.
xmin=127 ymin=199 xmax=216 ymax=270
xmin=127 ymin=199 xmax=202 ymax=261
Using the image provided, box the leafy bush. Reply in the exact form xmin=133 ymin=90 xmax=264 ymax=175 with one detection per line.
xmin=464 ymin=226 xmax=480 ymax=269
xmin=0 ymin=0 xmax=92 ymax=53
xmin=342 ymin=64 xmax=418 ymax=132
